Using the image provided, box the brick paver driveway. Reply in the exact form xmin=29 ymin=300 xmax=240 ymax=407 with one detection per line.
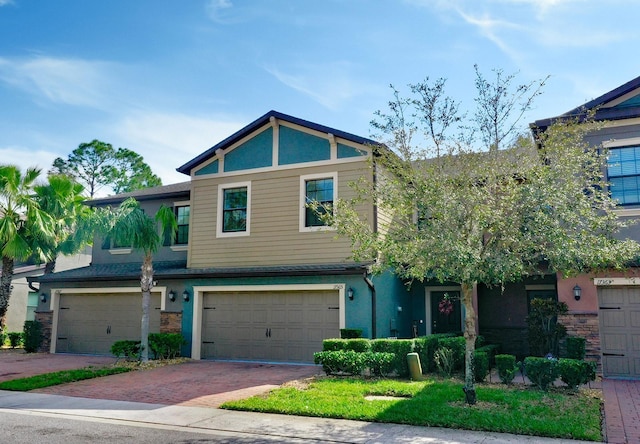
xmin=1 ymin=351 xmax=320 ymax=408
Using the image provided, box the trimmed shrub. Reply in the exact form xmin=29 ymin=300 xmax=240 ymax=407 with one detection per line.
xmin=474 ymin=351 xmax=489 ymax=382
xmin=476 ymin=344 xmax=501 ymax=367
xmin=371 ymin=339 xmax=414 ymax=377
xmin=437 ymin=336 xmax=466 ymax=371
xmin=313 ymin=350 xmax=367 ymax=375
xmin=558 ymin=358 xmax=596 ymax=388
xmin=495 ymin=354 xmax=519 ymax=384
xmin=322 ymin=338 xmax=371 ymax=353
xmin=111 ymin=340 xmax=142 ymax=361
xmin=524 ymin=356 xmax=559 ymax=390
xmin=365 ymin=352 xmax=396 ymax=377
xmin=8 ymin=332 xmax=22 ymax=348
xmin=435 ymin=347 xmax=456 ymax=376
xmin=23 ymin=320 xmax=42 ymax=353
xmin=0 ymin=330 xmax=6 ymax=347
xmin=475 ymin=335 xmax=486 ymax=348
xmin=413 ymin=333 xmax=457 ymax=373
xmin=148 ymin=333 xmax=186 ymax=359
xmin=340 ymin=329 xmax=363 ymax=339
xmin=565 ymin=336 xmax=586 ymax=360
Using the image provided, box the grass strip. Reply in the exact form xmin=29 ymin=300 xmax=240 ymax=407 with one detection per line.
xmin=0 ymin=366 xmax=131 ymax=391
xmin=222 ymin=377 xmax=602 ymax=441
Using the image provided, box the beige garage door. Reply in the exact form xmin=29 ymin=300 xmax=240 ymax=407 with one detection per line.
xmin=56 ymin=292 xmax=161 ymax=355
xmin=599 ymin=287 xmax=640 ymax=379
xmin=201 ymin=290 xmax=339 ymax=363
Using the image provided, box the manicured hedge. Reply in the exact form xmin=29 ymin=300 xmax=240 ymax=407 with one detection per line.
xmin=524 ymin=357 xmax=559 ymax=390
xmin=313 ymin=350 xmax=395 ymax=376
xmin=476 ymin=344 xmax=501 ymax=367
xmin=371 ymin=339 xmax=414 ymax=377
xmin=495 ymin=354 xmax=519 ymax=384
xmin=558 ymin=358 xmax=596 ymax=388
xmin=565 ymin=337 xmax=586 ymax=360
xmin=322 ymin=338 xmax=371 ymax=352
xmin=413 ymin=333 xmax=457 ymax=373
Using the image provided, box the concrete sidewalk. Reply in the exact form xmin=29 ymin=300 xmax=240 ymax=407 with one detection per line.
xmin=0 ymin=390 xmax=591 ymax=444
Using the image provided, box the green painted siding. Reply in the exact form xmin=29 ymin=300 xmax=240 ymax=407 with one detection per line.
xmin=224 ymin=128 xmax=273 ymax=172
xmin=337 ymin=143 xmax=366 ymax=159
xmin=195 ymin=159 xmax=219 ymax=176
xmin=279 ymin=126 xmax=330 ymax=165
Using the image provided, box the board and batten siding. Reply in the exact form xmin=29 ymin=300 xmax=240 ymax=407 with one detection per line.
xmin=188 ymin=161 xmax=373 ymax=268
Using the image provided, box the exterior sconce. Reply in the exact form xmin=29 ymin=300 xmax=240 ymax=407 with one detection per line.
xmin=168 ymin=290 xmax=176 ymax=302
xmin=182 ymin=290 xmax=190 ymax=302
xmin=347 ymin=287 xmax=354 ymax=300
xmin=40 ymin=293 xmax=47 ymax=303
xmin=573 ymin=285 xmax=582 ymax=301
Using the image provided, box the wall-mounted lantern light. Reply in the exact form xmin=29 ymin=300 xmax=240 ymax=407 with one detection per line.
xmin=347 ymin=287 xmax=354 ymax=301
xmin=573 ymin=285 xmax=582 ymax=301
xmin=40 ymin=293 xmax=47 ymax=303
xmin=168 ymin=290 xmax=176 ymax=302
xmin=182 ymin=290 xmax=190 ymax=302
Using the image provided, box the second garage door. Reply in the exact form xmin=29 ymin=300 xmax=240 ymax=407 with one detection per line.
xmin=599 ymin=286 xmax=640 ymax=379
xmin=201 ymin=290 xmax=339 ymax=363
xmin=56 ymin=292 xmax=161 ymax=355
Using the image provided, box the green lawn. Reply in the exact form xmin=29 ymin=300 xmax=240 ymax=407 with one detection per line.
xmin=222 ymin=377 xmax=602 ymax=441
xmin=0 ymin=366 xmax=131 ymax=391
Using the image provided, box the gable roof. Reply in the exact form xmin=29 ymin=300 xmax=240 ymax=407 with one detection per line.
xmin=532 ymin=75 xmax=640 ymax=130
xmin=86 ymin=181 xmax=191 ymax=207
xmin=176 ymin=110 xmax=380 ymax=175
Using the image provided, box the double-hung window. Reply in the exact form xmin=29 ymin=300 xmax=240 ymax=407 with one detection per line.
xmin=300 ymin=172 xmax=337 ymax=231
xmin=217 ymin=181 xmax=251 ymax=237
xmin=175 ymin=205 xmax=190 ymax=245
xmin=608 ymin=145 xmax=640 ymax=205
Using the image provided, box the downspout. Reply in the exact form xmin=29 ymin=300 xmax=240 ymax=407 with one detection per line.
xmin=28 ymin=281 xmax=39 ymax=292
xmin=364 ymin=272 xmax=376 ymax=339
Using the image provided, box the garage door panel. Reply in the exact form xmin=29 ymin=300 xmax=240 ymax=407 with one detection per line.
xmin=202 ymin=290 xmax=339 ymax=363
xmin=57 ymin=292 xmax=161 ymax=355
xmin=599 ymin=287 xmax=640 ymax=378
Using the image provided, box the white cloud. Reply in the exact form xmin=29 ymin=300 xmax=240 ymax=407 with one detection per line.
xmin=0 ymin=145 xmax=58 ymax=174
xmin=0 ymin=56 xmax=117 ymax=108
xmin=0 ymin=0 xmax=14 ymax=6
xmin=112 ymin=111 xmax=246 ymax=184
xmin=265 ymin=62 xmax=373 ymax=111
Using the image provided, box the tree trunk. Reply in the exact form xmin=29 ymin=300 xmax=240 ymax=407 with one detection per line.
xmin=0 ymin=256 xmax=15 ymax=331
xmin=44 ymin=260 xmax=56 ymax=274
xmin=140 ymin=253 xmax=154 ymax=362
xmin=461 ymin=281 xmax=477 ymax=405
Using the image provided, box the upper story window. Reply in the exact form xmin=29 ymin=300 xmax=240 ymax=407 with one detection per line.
xmin=300 ymin=172 xmax=337 ymax=231
xmin=175 ymin=205 xmax=190 ymax=245
xmin=217 ymin=181 xmax=251 ymax=237
xmin=608 ymin=146 xmax=640 ymax=205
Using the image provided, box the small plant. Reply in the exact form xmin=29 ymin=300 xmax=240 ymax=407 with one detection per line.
xmin=436 ymin=337 xmax=465 ymax=371
xmin=8 ymin=332 xmax=22 ymax=348
xmin=473 ymin=351 xmax=489 ymax=382
xmin=435 ymin=347 xmax=456 ymax=376
xmin=148 ymin=333 xmax=186 ymax=359
xmin=524 ymin=356 xmax=559 ymax=390
xmin=111 ymin=340 xmax=142 ymax=361
xmin=22 ymin=320 xmax=42 ymax=353
xmin=565 ymin=336 xmax=586 ymax=360
xmin=313 ymin=350 xmax=367 ymax=375
xmin=495 ymin=354 xmax=519 ymax=384
xmin=340 ymin=329 xmax=363 ymax=339
xmin=558 ymin=358 xmax=596 ymax=389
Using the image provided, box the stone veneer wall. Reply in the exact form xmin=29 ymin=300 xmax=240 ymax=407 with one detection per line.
xmin=34 ymin=310 xmax=53 ymax=353
xmin=558 ymin=311 xmax=601 ymax=372
xmin=160 ymin=311 xmax=182 ymax=334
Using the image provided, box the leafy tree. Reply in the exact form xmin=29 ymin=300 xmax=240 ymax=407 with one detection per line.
xmin=102 ymin=198 xmax=177 ymax=361
xmin=32 ymin=174 xmax=94 ymax=274
xmin=0 ymin=166 xmax=53 ymax=330
xmin=51 ymin=140 xmax=161 ymax=197
xmin=327 ymin=69 xmax=639 ymax=404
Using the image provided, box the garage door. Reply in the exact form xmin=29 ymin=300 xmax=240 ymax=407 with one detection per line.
xmin=201 ymin=290 xmax=339 ymax=363
xmin=56 ymin=292 xmax=161 ymax=355
xmin=599 ymin=287 xmax=640 ymax=378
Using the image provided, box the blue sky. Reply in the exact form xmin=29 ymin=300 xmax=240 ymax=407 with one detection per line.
xmin=1 ymin=0 xmax=639 ymax=190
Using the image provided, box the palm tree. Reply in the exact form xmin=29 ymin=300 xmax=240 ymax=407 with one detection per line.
xmin=33 ymin=174 xmax=94 ymax=274
xmin=104 ymin=198 xmax=177 ymax=361
xmin=0 ymin=165 xmax=53 ymax=330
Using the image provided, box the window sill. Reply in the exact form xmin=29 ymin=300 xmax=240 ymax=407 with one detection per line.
xmin=170 ymin=245 xmax=188 ymax=252
xmin=614 ymin=207 xmax=640 ymax=217
xmin=109 ymin=248 xmax=132 ymax=255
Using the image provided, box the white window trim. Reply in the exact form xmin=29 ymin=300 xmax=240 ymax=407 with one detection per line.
xmin=217 ymin=181 xmax=251 ymax=238
xmin=108 ymin=248 xmax=132 ymax=255
xmin=299 ymin=172 xmax=338 ymax=232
